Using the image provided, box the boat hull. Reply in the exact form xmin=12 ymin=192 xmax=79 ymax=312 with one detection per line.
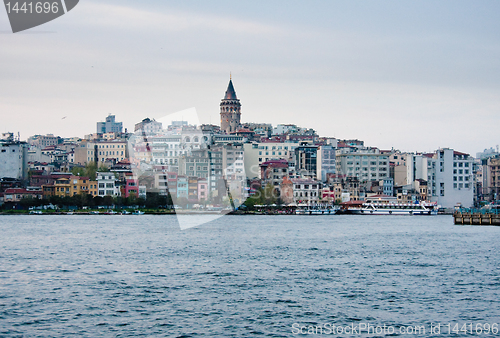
xmin=350 ymin=208 xmax=437 ymax=215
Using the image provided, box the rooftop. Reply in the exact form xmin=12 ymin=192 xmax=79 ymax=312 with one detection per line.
xmin=223 ymin=79 xmax=238 ymax=100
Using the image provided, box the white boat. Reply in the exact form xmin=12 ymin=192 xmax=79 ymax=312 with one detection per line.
xmin=350 ymin=201 xmax=438 ymax=215
xmin=132 ymin=210 xmax=145 ymax=215
xmin=295 ymin=204 xmax=339 ymax=215
xmin=121 ymin=210 xmax=131 ymax=215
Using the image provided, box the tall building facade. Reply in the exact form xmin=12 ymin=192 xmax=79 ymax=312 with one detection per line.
xmin=0 ymin=137 xmax=28 ymax=180
xmin=335 ymin=148 xmax=390 ymax=181
xmin=295 ymin=145 xmax=319 ymax=178
xmin=402 ymin=148 xmax=474 ymax=208
xmin=220 ymin=78 xmax=241 ymax=133
xmin=97 ymin=115 xmax=123 ymax=134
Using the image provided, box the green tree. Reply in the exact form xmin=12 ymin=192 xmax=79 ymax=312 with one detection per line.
xmin=262 ymin=183 xmax=278 ymax=205
xmin=102 ymin=195 xmax=114 ymax=207
xmin=72 ymin=162 xmax=99 ymax=181
xmin=20 ymin=196 xmax=42 ymax=209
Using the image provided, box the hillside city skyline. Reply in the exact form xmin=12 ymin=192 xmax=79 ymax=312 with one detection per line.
xmin=2 ymin=77 xmax=499 ymax=212
xmin=5 ymin=76 xmax=499 ymax=158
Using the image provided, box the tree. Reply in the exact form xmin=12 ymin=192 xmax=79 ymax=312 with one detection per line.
xmin=72 ymin=162 xmax=99 ymax=181
xmin=102 ymin=195 xmax=114 ymax=207
xmin=93 ymin=196 xmax=103 ymax=207
xmin=262 ymin=183 xmax=278 ymax=205
xmin=20 ymin=196 xmax=42 ymax=209
xmin=243 ymin=183 xmax=278 ymax=208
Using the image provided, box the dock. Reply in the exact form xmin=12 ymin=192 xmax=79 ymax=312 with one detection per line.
xmin=454 ymin=209 xmax=500 ymax=225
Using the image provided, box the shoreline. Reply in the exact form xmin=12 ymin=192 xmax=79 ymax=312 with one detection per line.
xmin=0 ymin=210 xmax=456 ymax=216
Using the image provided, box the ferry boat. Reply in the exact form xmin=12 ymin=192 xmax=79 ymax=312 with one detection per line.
xmin=340 ymin=195 xmax=439 ymax=215
xmin=295 ymin=204 xmax=339 ymax=215
xmin=350 ymin=201 xmax=438 ymax=215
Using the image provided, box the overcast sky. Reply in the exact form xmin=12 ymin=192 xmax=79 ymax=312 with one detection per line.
xmin=1 ymin=0 xmax=499 ymax=155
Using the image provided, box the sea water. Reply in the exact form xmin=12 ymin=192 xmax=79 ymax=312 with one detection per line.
xmin=1 ymin=215 xmax=499 ymax=337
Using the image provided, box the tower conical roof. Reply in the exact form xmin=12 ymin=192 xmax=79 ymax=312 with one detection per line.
xmin=224 ymin=79 xmax=238 ymax=100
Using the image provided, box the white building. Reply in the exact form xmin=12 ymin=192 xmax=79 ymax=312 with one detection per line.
xmin=404 ymin=148 xmax=473 ymax=208
xmin=27 ymin=146 xmax=52 ymax=163
xmin=223 ymin=144 xmax=245 ymax=181
xmin=273 ymin=124 xmax=300 ymax=135
xmin=317 ymin=144 xmax=336 ymax=182
xmin=97 ymin=172 xmax=121 ymax=197
xmin=134 ymin=118 xmax=163 ymax=135
xmin=292 ymin=178 xmax=321 ymax=204
xmin=150 ymin=135 xmax=183 ymax=167
xmin=434 ymin=149 xmax=474 ymax=208
xmin=0 ymin=139 xmax=28 ymax=180
xmin=272 ymin=124 xmax=315 ymax=136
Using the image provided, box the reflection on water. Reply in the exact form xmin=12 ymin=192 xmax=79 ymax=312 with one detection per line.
xmin=1 ymin=215 xmax=499 ymax=337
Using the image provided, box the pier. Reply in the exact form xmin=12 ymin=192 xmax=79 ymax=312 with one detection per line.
xmin=454 ymin=209 xmax=500 ymax=225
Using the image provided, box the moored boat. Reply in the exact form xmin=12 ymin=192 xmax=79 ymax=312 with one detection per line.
xmin=295 ymin=204 xmax=339 ymax=215
xmin=339 ymin=194 xmax=439 ymax=215
xmin=349 ymin=201 xmax=438 ymax=215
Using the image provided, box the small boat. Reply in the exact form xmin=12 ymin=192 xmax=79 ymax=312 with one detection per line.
xmin=66 ymin=212 xmax=74 ymax=215
xmin=132 ymin=210 xmax=145 ymax=215
xmin=29 ymin=210 xmax=43 ymax=215
xmin=104 ymin=210 xmax=118 ymax=215
xmin=121 ymin=210 xmax=131 ymax=215
xmin=90 ymin=211 xmax=99 ymax=215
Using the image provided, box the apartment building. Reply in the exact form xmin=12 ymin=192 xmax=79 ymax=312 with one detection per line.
xmin=336 ymin=148 xmax=389 ymax=182
xmin=243 ymin=141 xmax=298 ymax=179
xmin=97 ymin=172 xmax=120 ymax=197
xmin=291 ymin=178 xmax=322 ymax=205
